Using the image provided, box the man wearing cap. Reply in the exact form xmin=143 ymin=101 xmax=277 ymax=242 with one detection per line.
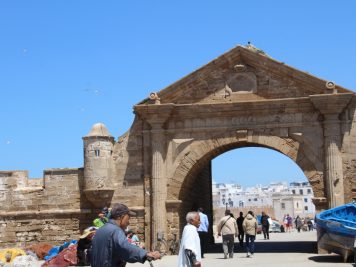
xmin=91 ymin=203 xmax=161 ymax=267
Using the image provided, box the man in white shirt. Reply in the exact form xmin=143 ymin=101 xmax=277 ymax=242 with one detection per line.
xmin=177 ymin=212 xmax=202 ymax=267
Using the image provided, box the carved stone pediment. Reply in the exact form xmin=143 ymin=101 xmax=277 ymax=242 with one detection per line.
xmin=136 ymin=45 xmax=352 ymax=106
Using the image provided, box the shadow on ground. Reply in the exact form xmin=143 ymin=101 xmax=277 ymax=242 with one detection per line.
xmin=309 ymin=255 xmax=356 ymax=264
xmin=208 ymin=241 xmax=317 ymax=253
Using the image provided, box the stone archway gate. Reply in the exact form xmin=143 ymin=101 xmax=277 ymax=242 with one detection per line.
xmin=131 ymin=45 xmax=356 ymax=248
xmin=0 ymin=45 xmax=355 ymax=250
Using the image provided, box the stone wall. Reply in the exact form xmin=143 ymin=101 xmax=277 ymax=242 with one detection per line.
xmin=0 ymin=141 xmax=147 ymax=249
xmin=0 ymin=169 xmax=93 ymax=248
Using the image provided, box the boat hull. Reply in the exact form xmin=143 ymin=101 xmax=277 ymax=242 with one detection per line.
xmin=317 ymin=223 xmax=355 ymax=262
xmin=316 ymin=203 xmax=356 ymax=262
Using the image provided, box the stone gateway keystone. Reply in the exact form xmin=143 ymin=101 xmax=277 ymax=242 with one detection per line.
xmin=0 ymin=45 xmax=355 ymax=253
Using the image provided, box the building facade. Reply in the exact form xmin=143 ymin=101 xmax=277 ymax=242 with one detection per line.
xmin=212 ymin=181 xmax=315 ymax=221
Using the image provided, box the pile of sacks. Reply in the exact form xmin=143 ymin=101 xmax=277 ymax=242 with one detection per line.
xmin=0 ymin=248 xmax=42 ymax=267
xmin=0 ymin=240 xmax=78 ymax=267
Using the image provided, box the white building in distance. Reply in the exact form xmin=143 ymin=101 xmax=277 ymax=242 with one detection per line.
xmin=212 ymin=181 xmax=315 ymax=220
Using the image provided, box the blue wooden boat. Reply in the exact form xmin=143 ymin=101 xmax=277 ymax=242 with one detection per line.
xmin=315 ymin=202 xmax=356 ymax=262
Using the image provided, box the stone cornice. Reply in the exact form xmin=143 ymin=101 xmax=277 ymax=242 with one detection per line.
xmin=310 ymin=93 xmax=354 ymax=115
xmin=165 ymin=199 xmax=182 ymax=208
xmin=134 ymin=103 xmax=175 ymax=129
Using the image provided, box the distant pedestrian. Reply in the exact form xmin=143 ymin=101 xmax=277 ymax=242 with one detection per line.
xmin=295 ymin=216 xmax=303 ymax=233
xmin=243 ymin=211 xmax=257 ymax=258
xmin=217 ymin=209 xmax=238 ymax=259
xmin=306 ymin=218 xmax=313 ymax=231
xmin=177 ymin=211 xmax=201 ymax=267
xmin=286 ymin=214 xmax=293 ymax=233
xmin=236 ymin=212 xmax=245 ymax=248
xmin=283 ymin=214 xmax=288 ymax=230
xmin=197 ymin=207 xmax=209 ymax=258
xmin=260 ymin=211 xmax=270 ymax=240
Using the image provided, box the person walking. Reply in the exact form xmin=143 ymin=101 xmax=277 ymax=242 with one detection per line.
xmin=286 ymin=214 xmax=293 ymax=233
xmin=295 ymin=215 xmax=303 ymax=233
xmin=217 ymin=209 xmax=238 ymax=259
xmin=243 ymin=210 xmax=257 ymax=258
xmin=260 ymin=211 xmax=270 ymax=240
xmin=177 ymin=211 xmax=202 ymax=267
xmin=91 ymin=203 xmax=160 ymax=267
xmin=236 ymin=212 xmax=245 ymax=248
xmin=197 ymin=207 xmax=209 ymax=258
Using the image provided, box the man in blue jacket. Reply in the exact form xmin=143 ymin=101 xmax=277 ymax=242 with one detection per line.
xmin=91 ymin=203 xmax=160 ymax=267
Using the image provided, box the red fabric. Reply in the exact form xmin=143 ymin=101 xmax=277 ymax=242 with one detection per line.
xmin=26 ymin=243 xmax=53 ymax=260
xmin=41 ymin=245 xmax=77 ymax=267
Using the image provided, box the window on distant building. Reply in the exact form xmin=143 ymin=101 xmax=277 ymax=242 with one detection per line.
xmin=304 ymin=198 xmax=308 ymax=203
xmin=304 ymin=206 xmax=308 ymax=211
xmin=307 ymin=189 xmax=311 ymax=194
xmin=281 ymin=203 xmax=285 ymax=209
xmin=248 ymin=199 xmax=251 ymax=202
xmin=292 ymin=190 xmax=296 ymax=194
xmin=254 ymin=198 xmax=257 ymax=201
xmin=299 ymin=189 xmax=303 ymax=195
xmin=95 ymin=149 xmax=100 ymax=157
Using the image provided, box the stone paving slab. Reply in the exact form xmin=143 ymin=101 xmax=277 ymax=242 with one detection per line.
xmin=131 ymin=231 xmax=354 ymax=267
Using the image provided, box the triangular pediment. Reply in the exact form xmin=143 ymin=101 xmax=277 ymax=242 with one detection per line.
xmin=138 ymin=45 xmax=352 ymax=105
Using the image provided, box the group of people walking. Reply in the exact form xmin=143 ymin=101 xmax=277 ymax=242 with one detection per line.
xmin=283 ymin=214 xmax=315 ymax=233
xmin=217 ymin=209 xmax=264 ymax=259
xmin=79 ymin=203 xmax=278 ymax=267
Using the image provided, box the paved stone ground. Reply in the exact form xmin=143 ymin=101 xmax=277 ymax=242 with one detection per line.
xmin=131 ymin=230 xmax=355 ymax=267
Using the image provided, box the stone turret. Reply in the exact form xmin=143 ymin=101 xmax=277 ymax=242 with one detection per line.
xmin=83 ymin=123 xmax=115 ymax=207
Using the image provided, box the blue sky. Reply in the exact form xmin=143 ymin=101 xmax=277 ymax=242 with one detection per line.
xmin=1 ymin=2 xmax=355 ymax=186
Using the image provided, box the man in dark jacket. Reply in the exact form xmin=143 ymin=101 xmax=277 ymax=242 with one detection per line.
xmin=91 ymin=203 xmax=160 ymax=267
xmin=260 ymin=211 xmax=270 ymax=240
xmin=236 ymin=212 xmax=244 ymax=247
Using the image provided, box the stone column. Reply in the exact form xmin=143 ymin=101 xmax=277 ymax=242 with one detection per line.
xmin=150 ymin=122 xmax=167 ymax=242
xmin=310 ymin=93 xmax=353 ymax=208
xmin=134 ymin=103 xmax=174 ymax=247
xmin=142 ymin=121 xmax=152 ymax=248
xmin=323 ymin=113 xmax=344 ymax=207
